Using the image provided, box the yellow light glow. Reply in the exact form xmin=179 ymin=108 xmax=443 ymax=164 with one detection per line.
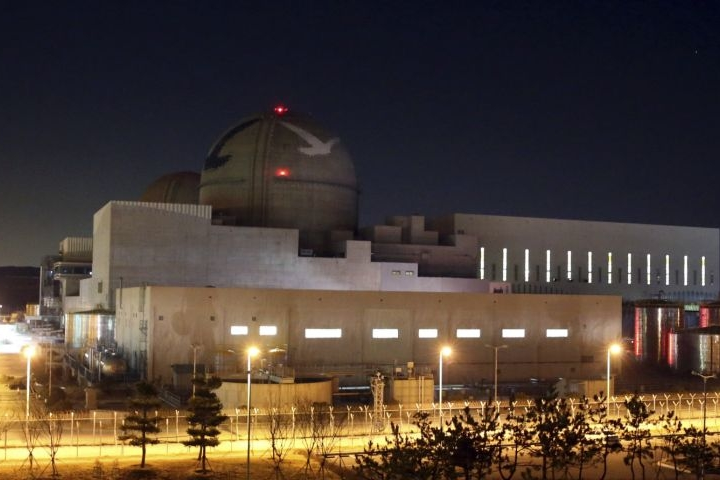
xmin=440 ymin=346 xmax=451 ymax=357
xmin=608 ymin=343 xmax=622 ymax=355
xmin=247 ymin=346 xmax=260 ymax=357
xmin=23 ymin=345 xmax=35 ymax=359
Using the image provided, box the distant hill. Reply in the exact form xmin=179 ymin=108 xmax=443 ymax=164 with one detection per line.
xmin=0 ymin=266 xmax=39 ymax=313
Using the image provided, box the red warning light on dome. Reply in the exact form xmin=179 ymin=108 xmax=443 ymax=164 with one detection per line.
xmin=273 ymin=105 xmax=288 ymax=115
xmin=275 ymin=167 xmax=290 ymax=178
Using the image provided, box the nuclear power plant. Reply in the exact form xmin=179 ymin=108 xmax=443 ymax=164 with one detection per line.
xmin=43 ymin=105 xmax=719 ymax=404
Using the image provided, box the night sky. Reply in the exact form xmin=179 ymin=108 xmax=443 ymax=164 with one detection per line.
xmin=1 ymin=1 xmax=718 ymax=266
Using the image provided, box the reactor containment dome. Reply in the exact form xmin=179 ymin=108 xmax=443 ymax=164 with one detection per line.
xmin=198 ymin=106 xmax=358 ymax=255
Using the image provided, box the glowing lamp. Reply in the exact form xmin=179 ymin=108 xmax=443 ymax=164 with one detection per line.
xmin=273 ymin=105 xmax=288 ymax=115
xmin=275 ymin=168 xmax=290 ymax=178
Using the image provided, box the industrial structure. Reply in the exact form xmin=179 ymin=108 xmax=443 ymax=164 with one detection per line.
xmin=41 ymin=106 xmax=718 ymax=405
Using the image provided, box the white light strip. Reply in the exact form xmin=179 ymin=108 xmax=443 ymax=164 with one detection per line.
xmin=373 ymin=328 xmax=399 ymax=339
xmin=702 ymin=256 xmax=706 ymax=286
xmin=627 ymin=253 xmax=632 ymax=285
xmin=305 ymin=328 xmax=342 ymax=338
xmin=230 ymin=325 xmax=248 ymax=336
xmin=607 ymin=252 xmax=613 ymax=284
xmin=646 ymin=254 xmax=651 ymax=285
xmin=456 ymin=328 xmax=481 ymax=338
xmin=479 ymin=247 xmax=485 ymax=280
xmin=546 ymin=250 xmax=551 ymax=283
xmin=546 ymin=328 xmax=568 ymax=338
xmin=567 ymin=250 xmax=572 ymax=281
xmin=665 ymin=254 xmax=670 ymax=286
xmin=418 ymin=328 xmax=438 ymax=338
xmin=683 ymin=255 xmax=688 ymax=286
xmin=502 ymin=248 xmax=508 ymax=282
xmin=524 ymin=249 xmax=530 ymax=282
xmin=502 ymin=328 xmax=525 ymax=338
xmin=588 ymin=251 xmax=593 ymax=284
xmin=259 ymin=325 xmax=277 ymax=336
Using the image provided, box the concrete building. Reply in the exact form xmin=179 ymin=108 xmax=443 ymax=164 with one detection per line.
xmin=56 ymin=106 xmax=718 ymax=399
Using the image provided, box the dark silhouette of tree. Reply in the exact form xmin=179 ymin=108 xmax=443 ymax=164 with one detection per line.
xmin=621 ymin=394 xmax=655 ymax=480
xmin=677 ymin=425 xmax=714 ymax=479
xmin=118 ymin=380 xmax=162 ymax=468
xmin=182 ymin=375 xmax=228 ymax=473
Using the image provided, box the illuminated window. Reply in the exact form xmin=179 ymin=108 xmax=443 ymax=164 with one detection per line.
xmin=479 ymin=247 xmax=485 ymax=280
xmin=546 ymin=328 xmax=568 ymax=338
xmin=683 ymin=255 xmax=688 ymax=286
xmin=418 ymin=328 xmax=438 ymax=338
xmin=373 ymin=328 xmax=399 ymax=339
xmin=456 ymin=328 xmax=481 ymax=338
xmin=502 ymin=248 xmax=508 ymax=282
xmin=391 ymin=270 xmax=401 ymax=276
xmin=646 ymin=254 xmax=651 ymax=285
xmin=405 ymin=270 xmax=414 ymax=276
xmin=607 ymin=252 xmax=613 ymax=284
xmin=502 ymin=329 xmax=525 ymax=338
xmin=524 ymin=249 xmax=530 ymax=282
xmin=546 ymin=250 xmax=551 ymax=283
xmin=305 ymin=328 xmax=342 ymax=338
xmin=588 ymin=252 xmax=593 ymax=283
xmin=566 ymin=251 xmax=572 ymax=281
xmin=665 ymin=254 xmax=670 ymax=286
xmin=230 ymin=325 xmax=248 ymax=336
xmin=627 ymin=253 xmax=632 ymax=285
xmin=259 ymin=325 xmax=277 ymax=336
xmin=702 ymin=256 xmax=706 ymax=286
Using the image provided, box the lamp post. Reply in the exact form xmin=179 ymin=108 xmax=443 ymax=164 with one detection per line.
xmin=692 ymin=370 xmax=715 ymax=478
xmin=438 ymin=346 xmax=451 ymax=419
xmin=485 ymin=344 xmax=507 ymax=402
xmin=246 ymin=346 xmax=259 ymax=480
xmin=606 ymin=343 xmax=622 ymax=403
xmin=23 ymin=345 xmax=36 ymax=420
xmin=190 ymin=342 xmax=200 ymax=397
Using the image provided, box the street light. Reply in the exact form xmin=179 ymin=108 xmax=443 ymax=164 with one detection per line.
xmin=606 ymin=343 xmax=622 ymax=403
xmin=438 ymin=346 xmax=451 ymax=419
xmin=246 ymin=346 xmax=259 ymax=480
xmin=485 ymin=344 xmax=507 ymax=402
xmin=23 ymin=345 xmax=36 ymax=419
xmin=190 ymin=343 xmax=201 ymax=397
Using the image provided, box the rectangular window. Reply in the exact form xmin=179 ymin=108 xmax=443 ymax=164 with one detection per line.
xmin=502 ymin=248 xmax=508 ymax=282
xmin=683 ymin=255 xmax=688 ymax=286
xmin=524 ymin=249 xmax=530 ymax=282
xmin=665 ymin=254 xmax=670 ymax=286
xmin=456 ymin=328 xmax=481 ymax=338
xmin=391 ymin=270 xmax=401 ymax=276
xmin=702 ymin=256 xmax=706 ymax=286
xmin=230 ymin=325 xmax=248 ymax=335
xmin=588 ymin=252 xmax=593 ymax=283
xmin=546 ymin=328 xmax=568 ymax=338
xmin=607 ymin=252 xmax=613 ymax=284
xmin=259 ymin=325 xmax=277 ymax=336
xmin=305 ymin=328 xmax=342 ymax=338
xmin=373 ymin=328 xmax=399 ymax=339
xmin=418 ymin=328 xmax=438 ymax=338
xmin=405 ymin=270 xmax=414 ymax=276
xmin=502 ymin=328 xmax=525 ymax=338
xmin=646 ymin=254 xmax=651 ymax=285
xmin=567 ymin=251 xmax=572 ymax=281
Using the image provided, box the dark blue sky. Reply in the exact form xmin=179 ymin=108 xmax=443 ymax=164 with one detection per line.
xmin=1 ymin=1 xmax=718 ymax=266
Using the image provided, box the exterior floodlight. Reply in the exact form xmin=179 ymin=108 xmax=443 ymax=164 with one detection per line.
xmin=246 ymin=346 xmax=260 ymax=480
xmin=606 ymin=343 xmax=622 ymax=402
xmin=438 ymin=346 xmax=451 ymax=418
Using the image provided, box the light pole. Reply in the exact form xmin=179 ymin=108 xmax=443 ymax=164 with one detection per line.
xmin=246 ymin=346 xmax=259 ymax=480
xmin=606 ymin=343 xmax=622 ymax=403
xmin=485 ymin=344 xmax=507 ymax=402
xmin=190 ymin=342 xmax=200 ymax=397
xmin=438 ymin=346 xmax=451 ymax=419
xmin=23 ymin=345 xmax=36 ymax=420
xmin=692 ymin=369 xmax=715 ymax=478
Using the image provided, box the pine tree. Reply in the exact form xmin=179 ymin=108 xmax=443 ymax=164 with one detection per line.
xmin=183 ymin=375 xmax=229 ymax=472
xmin=118 ymin=381 xmax=162 ymax=467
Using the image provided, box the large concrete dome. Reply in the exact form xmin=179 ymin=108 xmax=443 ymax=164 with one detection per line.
xmin=199 ymin=107 xmax=358 ymax=254
xmin=140 ymin=171 xmax=200 ymax=204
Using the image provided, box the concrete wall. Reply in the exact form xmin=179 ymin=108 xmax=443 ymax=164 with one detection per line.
xmin=115 ymin=286 xmax=621 ymax=389
xmin=216 ymin=379 xmax=333 ymax=411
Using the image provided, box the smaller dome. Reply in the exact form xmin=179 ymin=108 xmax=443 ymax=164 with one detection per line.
xmin=140 ymin=171 xmax=200 ymax=204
